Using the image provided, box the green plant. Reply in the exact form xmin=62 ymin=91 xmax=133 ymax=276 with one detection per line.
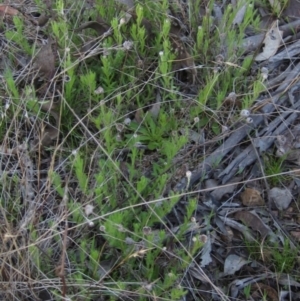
xmin=2 ymin=0 xmax=293 ymax=300
xmin=272 ymin=239 xmax=297 ymax=273
xmin=245 ymin=237 xmax=298 ymax=274
xmin=263 ymin=154 xmax=288 ymax=186
xmin=243 ymin=284 xmax=251 ymax=299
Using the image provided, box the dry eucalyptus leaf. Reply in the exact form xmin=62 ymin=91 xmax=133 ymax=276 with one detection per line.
xmin=232 ymin=3 xmax=247 ymax=25
xmin=211 ymin=180 xmax=238 ymax=202
xmin=179 ymin=128 xmax=205 ymax=144
xmin=240 ymin=188 xmax=265 ymax=207
xmin=269 ymin=187 xmax=293 ymax=210
xmin=97 ymin=260 xmax=113 ymax=278
xmin=283 ymin=0 xmax=300 ymax=19
xmin=149 ymin=102 xmax=160 ymax=120
xmin=234 ymin=211 xmax=270 ymax=237
xmin=224 ymin=254 xmax=250 ymax=276
xmin=255 ymin=21 xmax=283 ymax=61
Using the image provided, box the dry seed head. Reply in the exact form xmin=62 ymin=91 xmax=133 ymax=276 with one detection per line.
xmin=221 ymin=125 xmax=228 ymax=133
xmin=143 ymin=283 xmax=153 ymax=291
xmin=88 ymin=221 xmax=95 ymax=227
xmin=240 ymin=109 xmax=250 ymax=117
xmin=123 ymin=40 xmax=133 ymax=50
xmin=63 ymin=75 xmax=70 ymax=82
xmin=94 ymin=86 xmax=104 ymax=95
xmin=246 ymin=117 xmax=253 ymax=124
xmin=119 ymin=18 xmax=126 ymax=26
xmin=137 ymin=59 xmax=144 ymax=68
xmin=5 ymin=99 xmax=10 ymax=110
xmin=199 ymin=234 xmax=208 ymax=243
xmin=226 ymin=92 xmax=236 ymax=102
xmin=124 ymin=117 xmax=131 ymax=125
xmin=116 ymin=133 xmax=122 ymax=142
xmin=116 ymin=123 xmax=125 ymax=132
xmin=215 ymin=54 xmax=224 ymax=64
xmin=85 ymin=204 xmax=94 ymax=217
xmin=143 ymin=226 xmax=152 ymax=235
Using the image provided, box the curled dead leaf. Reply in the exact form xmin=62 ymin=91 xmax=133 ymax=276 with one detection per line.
xmin=240 ymin=188 xmax=265 ymax=207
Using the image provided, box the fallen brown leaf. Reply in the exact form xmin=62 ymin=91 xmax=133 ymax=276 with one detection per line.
xmin=234 ymin=211 xmax=270 ymax=237
xmin=134 ymin=108 xmax=144 ymax=124
xmin=0 ymin=5 xmax=19 ymax=16
xmin=291 ymin=231 xmax=300 ymax=241
xmin=252 ymin=283 xmax=278 ymax=301
xmin=33 ymin=40 xmax=56 ymax=79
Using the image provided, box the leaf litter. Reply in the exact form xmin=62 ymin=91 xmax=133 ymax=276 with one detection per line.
xmin=2 ymin=1 xmax=300 ymax=300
